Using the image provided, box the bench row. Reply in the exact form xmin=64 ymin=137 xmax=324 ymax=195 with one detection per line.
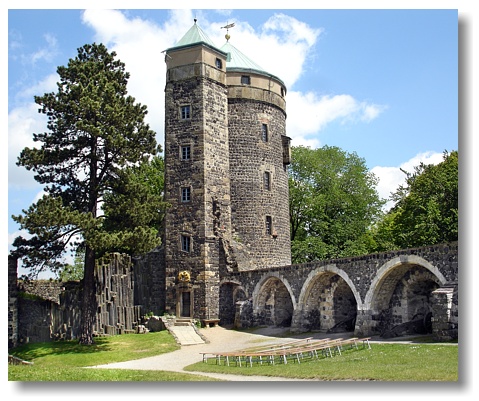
xmin=200 ymin=337 xmax=371 ymax=367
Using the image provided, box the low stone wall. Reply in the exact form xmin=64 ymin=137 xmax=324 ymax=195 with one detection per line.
xmin=9 ymin=252 xmax=164 ymax=347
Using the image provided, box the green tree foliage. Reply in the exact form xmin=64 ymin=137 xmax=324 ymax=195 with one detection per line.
xmin=11 ymin=43 xmax=164 ymax=344
xmin=289 ymin=145 xmax=384 ymax=263
xmin=102 ymin=155 xmax=167 ymax=253
xmin=375 ymin=150 xmax=458 ymax=249
xmin=58 ymin=248 xmax=85 ymax=281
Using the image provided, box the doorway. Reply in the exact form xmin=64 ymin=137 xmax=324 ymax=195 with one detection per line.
xmin=181 ymin=291 xmax=191 ymax=317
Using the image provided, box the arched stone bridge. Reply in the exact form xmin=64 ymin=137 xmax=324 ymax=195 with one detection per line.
xmin=218 ymin=242 xmax=458 ymax=341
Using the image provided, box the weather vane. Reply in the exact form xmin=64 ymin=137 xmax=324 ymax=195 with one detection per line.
xmin=221 ymin=22 xmax=235 ymax=41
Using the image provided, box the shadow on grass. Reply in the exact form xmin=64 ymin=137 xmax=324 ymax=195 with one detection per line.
xmin=9 ymin=337 xmax=113 ymax=362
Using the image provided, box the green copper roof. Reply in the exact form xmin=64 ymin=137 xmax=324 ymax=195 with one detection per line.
xmin=166 ymin=21 xmax=285 ymax=87
xmin=220 ymin=40 xmax=285 ymax=87
xmin=167 ymin=21 xmax=223 ymax=53
xmin=220 ymin=41 xmax=265 ymax=72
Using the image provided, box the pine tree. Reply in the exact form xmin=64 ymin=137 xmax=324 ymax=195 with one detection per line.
xmin=11 ymin=43 xmax=164 ymax=345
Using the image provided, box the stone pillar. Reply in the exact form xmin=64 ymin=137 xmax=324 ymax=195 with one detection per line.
xmin=354 ymin=308 xmax=376 ymax=337
xmin=431 ymin=283 xmax=458 ymax=341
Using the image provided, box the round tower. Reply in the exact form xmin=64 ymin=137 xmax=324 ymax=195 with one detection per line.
xmin=220 ymin=37 xmax=292 ymax=269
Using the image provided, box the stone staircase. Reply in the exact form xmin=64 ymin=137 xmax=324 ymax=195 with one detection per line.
xmin=163 ymin=317 xmax=207 ymax=345
xmin=174 ymin=318 xmax=193 ymax=326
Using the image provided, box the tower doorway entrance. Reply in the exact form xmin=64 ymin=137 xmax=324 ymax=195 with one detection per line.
xmin=180 ymin=291 xmax=191 ymax=317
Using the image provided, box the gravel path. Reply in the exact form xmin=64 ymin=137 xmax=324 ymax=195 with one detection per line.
xmin=89 ymin=326 xmax=326 ymax=381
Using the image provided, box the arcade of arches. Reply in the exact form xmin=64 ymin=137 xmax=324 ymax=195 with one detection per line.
xmin=219 ymin=243 xmax=457 ymax=341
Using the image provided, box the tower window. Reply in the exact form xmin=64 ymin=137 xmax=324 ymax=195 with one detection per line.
xmin=181 ymin=145 xmax=191 ymax=160
xmin=241 ymin=75 xmax=251 ymax=85
xmin=263 ymin=172 xmax=271 ymax=190
xmin=180 ymin=105 xmax=191 ymax=120
xmin=261 ymin=124 xmax=269 ymax=142
xmin=215 ymin=58 xmax=223 ymax=69
xmin=181 ymin=235 xmax=191 ymax=252
xmin=265 ymin=216 xmax=273 ymax=235
xmin=181 ymin=187 xmax=191 ymax=202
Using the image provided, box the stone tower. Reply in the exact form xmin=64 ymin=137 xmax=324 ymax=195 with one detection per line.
xmin=219 ymin=37 xmax=291 ymax=270
xmin=163 ymin=20 xmax=291 ymax=323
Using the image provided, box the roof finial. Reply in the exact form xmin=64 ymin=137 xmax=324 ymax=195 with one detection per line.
xmin=221 ymin=22 xmax=235 ymax=41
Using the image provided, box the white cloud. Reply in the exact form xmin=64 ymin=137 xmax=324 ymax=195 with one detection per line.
xmin=8 ymin=73 xmax=58 ymax=190
xmin=30 ymin=33 xmax=59 ymax=64
xmin=207 ymin=13 xmax=322 ymax=89
xmin=80 ymin=9 xmax=198 ymax=149
xmin=8 ymin=103 xmax=46 ymax=189
xmin=8 ymin=10 xmax=386 ymax=193
xmin=371 ymin=151 xmax=445 ymax=211
xmin=286 ymin=91 xmax=386 ymax=147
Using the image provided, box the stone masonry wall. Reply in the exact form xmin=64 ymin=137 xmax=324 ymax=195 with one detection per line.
xmin=227 ymin=98 xmax=291 ymax=269
xmin=133 ymin=246 xmax=166 ymax=316
xmin=227 ymin=242 xmax=458 ymax=340
xmin=8 ymin=256 xmax=18 ymax=348
xmin=163 ymin=58 xmax=230 ymax=320
xmin=9 ymin=253 xmax=157 ymax=346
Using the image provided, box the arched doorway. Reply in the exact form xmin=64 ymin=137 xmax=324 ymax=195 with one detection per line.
xmin=219 ymin=282 xmax=246 ymax=326
xmin=370 ymin=263 xmax=442 ymax=337
xmin=301 ymin=272 xmax=357 ymax=332
xmin=255 ymin=277 xmax=294 ymax=327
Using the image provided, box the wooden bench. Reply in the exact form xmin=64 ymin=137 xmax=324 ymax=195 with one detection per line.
xmin=202 ymin=319 xmax=220 ymax=328
xmin=199 ymin=336 xmax=372 ymax=367
xmin=238 ymin=337 xmax=314 ymax=354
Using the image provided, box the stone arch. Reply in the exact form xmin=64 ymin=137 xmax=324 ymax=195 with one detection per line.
xmin=292 ymin=265 xmax=360 ymax=333
xmin=252 ymin=273 xmax=295 ymax=328
xmin=363 ymin=255 xmax=446 ymax=336
xmin=219 ymin=279 xmax=247 ymax=326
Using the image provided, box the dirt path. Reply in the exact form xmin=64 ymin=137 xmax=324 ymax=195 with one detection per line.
xmin=89 ymin=326 xmax=328 ymax=381
xmin=89 ymin=326 xmax=444 ymax=382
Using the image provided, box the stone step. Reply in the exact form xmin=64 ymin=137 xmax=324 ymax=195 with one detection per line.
xmin=174 ymin=318 xmax=192 ymax=326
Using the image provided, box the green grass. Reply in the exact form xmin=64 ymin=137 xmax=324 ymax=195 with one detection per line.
xmin=8 ymin=331 xmax=220 ymax=382
xmin=185 ymin=343 xmax=459 ymax=381
xmin=9 ymin=331 xmax=458 ymax=382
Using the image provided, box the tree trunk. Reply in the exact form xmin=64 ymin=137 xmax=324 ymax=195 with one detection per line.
xmin=78 ymin=246 xmax=97 ymax=345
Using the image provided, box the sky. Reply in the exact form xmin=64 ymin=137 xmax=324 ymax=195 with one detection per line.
xmin=2 ymin=1 xmax=477 ymax=398
xmin=5 ymin=5 xmax=463 ymax=271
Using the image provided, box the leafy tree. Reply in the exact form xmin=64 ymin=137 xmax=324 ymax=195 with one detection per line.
xmin=378 ymin=150 xmax=458 ymax=249
xmin=289 ymin=145 xmax=384 ymax=262
xmin=11 ymin=43 xmax=163 ymax=345
xmin=102 ymin=155 xmax=167 ymax=252
xmin=58 ymin=248 xmax=85 ymax=281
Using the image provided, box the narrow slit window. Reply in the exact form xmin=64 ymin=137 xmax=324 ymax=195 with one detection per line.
xmin=265 ymin=216 xmax=273 ymax=235
xmin=181 ymin=235 xmax=191 ymax=252
xmin=263 ymin=172 xmax=271 ymax=190
xmin=262 ymin=124 xmax=268 ymax=142
xmin=215 ymin=58 xmax=223 ymax=69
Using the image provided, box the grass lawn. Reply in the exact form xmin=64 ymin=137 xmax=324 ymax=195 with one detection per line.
xmin=185 ymin=342 xmax=458 ymax=381
xmin=8 ymin=331 xmax=458 ymax=382
xmin=8 ymin=331 xmax=220 ymax=382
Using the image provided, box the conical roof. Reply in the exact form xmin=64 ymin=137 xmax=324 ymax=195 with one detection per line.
xmin=166 ymin=20 xmax=224 ymax=55
xmin=166 ymin=21 xmax=285 ymax=87
xmin=220 ymin=40 xmax=285 ymax=87
xmin=220 ymin=41 xmax=265 ymax=72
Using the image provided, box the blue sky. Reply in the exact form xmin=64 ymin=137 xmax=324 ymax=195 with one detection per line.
xmin=4 ymin=5 xmax=465 ymax=271
xmin=2 ymin=1 xmax=477 ymax=396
